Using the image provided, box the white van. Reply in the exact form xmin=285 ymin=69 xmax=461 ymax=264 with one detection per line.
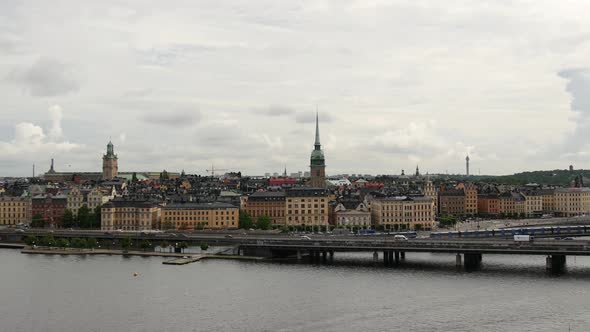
xmin=514 ymin=235 xmax=533 ymax=242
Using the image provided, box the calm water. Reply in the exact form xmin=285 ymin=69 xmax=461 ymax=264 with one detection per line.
xmin=1 ymin=249 xmax=590 ymax=332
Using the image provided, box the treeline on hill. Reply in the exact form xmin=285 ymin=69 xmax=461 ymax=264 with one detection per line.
xmin=475 ymin=169 xmax=590 ymax=186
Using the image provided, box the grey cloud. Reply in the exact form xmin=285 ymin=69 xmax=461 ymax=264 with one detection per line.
xmin=123 ymin=88 xmax=153 ymax=98
xmin=9 ymin=57 xmax=81 ymax=97
xmin=142 ymin=110 xmax=201 ymax=127
xmin=295 ymin=112 xmax=333 ymax=124
xmin=195 ymin=124 xmax=242 ymax=147
xmin=137 ymin=42 xmax=245 ymax=67
xmin=555 ymin=68 xmax=590 ymax=156
xmin=0 ymin=33 xmax=24 ymax=54
xmin=255 ymin=105 xmax=295 ymax=116
xmin=559 ymin=68 xmax=590 ymax=116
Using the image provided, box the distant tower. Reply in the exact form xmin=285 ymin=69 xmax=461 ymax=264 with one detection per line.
xmin=401 ymin=169 xmax=405 ymax=176
xmin=283 ymin=165 xmax=287 ymax=177
xmin=102 ymin=141 xmax=118 ymax=180
xmin=47 ymin=158 xmax=56 ymax=174
xmin=309 ymin=112 xmax=326 ymax=188
xmin=466 ymin=155 xmax=470 ymax=177
xmin=415 ymin=165 xmax=420 ymax=177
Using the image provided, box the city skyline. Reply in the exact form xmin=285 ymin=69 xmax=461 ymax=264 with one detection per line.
xmin=2 ymin=1 xmax=590 ymax=176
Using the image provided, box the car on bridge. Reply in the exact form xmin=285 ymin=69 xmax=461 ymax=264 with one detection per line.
xmin=394 ymin=235 xmax=408 ymax=241
xmin=300 ymin=236 xmax=312 ymax=240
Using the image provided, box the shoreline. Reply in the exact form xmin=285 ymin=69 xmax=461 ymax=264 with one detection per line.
xmin=19 ymin=247 xmax=265 ymax=262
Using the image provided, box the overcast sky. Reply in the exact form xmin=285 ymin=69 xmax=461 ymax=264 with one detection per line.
xmin=2 ymin=0 xmax=590 ymax=177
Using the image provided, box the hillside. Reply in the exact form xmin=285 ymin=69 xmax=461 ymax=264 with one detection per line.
xmin=476 ymin=169 xmax=589 ymax=186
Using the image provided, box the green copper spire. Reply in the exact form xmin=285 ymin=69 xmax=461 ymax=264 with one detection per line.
xmin=310 ymin=111 xmax=325 ymax=167
xmin=107 ymin=141 xmax=113 ymax=155
xmin=314 ymin=110 xmax=320 ymax=149
xmin=104 ymin=140 xmax=117 ymax=159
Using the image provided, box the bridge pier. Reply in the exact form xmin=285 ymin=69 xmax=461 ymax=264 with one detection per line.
xmin=296 ymin=250 xmax=302 ymax=260
xmin=546 ymin=255 xmax=566 ymax=272
xmin=456 ymin=253 xmax=462 ymax=268
xmin=394 ymin=251 xmax=400 ymax=265
xmin=464 ymin=253 xmax=482 ymax=270
xmin=383 ymin=251 xmax=389 ymax=265
xmin=400 ymin=251 xmax=405 ymax=260
xmin=388 ymin=251 xmax=394 ymax=266
xmin=322 ymin=251 xmax=327 ymax=261
xmin=373 ymin=251 xmax=379 ymax=263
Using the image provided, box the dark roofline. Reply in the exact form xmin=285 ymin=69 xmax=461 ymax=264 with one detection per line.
xmin=163 ymin=202 xmax=238 ymax=210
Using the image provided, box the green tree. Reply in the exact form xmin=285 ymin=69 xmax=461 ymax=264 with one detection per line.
xmin=86 ymin=238 xmax=98 ymax=248
xmin=70 ymin=238 xmax=87 ymax=248
xmin=255 ymin=215 xmax=272 ymax=230
xmin=239 ymin=212 xmax=254 ymax=229
xmin=56 ymin=238 xmax=70 ymax=248
xmin=31 ymin=214 xmax=44 ymax=228
xmin=139 ymin=240 xmax=151 ymax=251
xmin=121 ymin=237 xmax=133 ymax=251
xmin=439 ymin=214 xmax=458 ymax=228
xmin=131 ymin=172 xmax=138 ymax=183
xmin=61 ymin=209 xmax=75 ymax=228
xmin=415 ymin=224 xmax=423 ymax=231
xmin=100 ymin=239 xmax=112 ymax=249
xmin=160 ymin=240 xmax=170 ymax=252
xmin=24 ymin=235 xmax=38 ymax=246
xmin=40 ymin=235 xmax=56 ymax=247
xmin=200 ymin=242 xmax=209 ymax=251
xmin=177 ymin=242 xmax=188 ymax=253
xmin=162 ymin=221 xmax=175 ymax=231
xmin=77 ymin=206 xmax=91 ymax=229
xmin=91 ymin=206 xmax=101 ymax=229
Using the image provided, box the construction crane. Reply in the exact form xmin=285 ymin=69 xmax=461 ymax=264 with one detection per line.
xmin=206 ymin=165 xmax=229 ymax=177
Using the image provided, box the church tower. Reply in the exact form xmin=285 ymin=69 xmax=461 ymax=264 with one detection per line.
xmin=102 ymin=141 xmax=118 ymax=180
xmin=309 ymin=112 xmax=326 ymax=188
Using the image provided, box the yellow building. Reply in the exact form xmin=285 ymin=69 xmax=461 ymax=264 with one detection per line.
xmin=285 ymin=188 xmax=331 ymax=226
xmin=87 ymin=187 xmax=115 ymax=212
xmin=514 ymin=193 xmax=526 ymax=215
xmin=539 ymin=189 xmax=555 ymax=213
xmin=162 ymin=202 xmax=239 ymax=230
xmin=66 ymin=187 xmax=84 ymax=216
xmin=456 ymin=182 xmax=477 ymax=215
xmin=422 ymin=179 xmax=438 ymax=215
xmin=522 ymin=191 xmax=543 ymax=217
xmin=554 ymin=187 xmax=590 ymax=217
xmin=244 ymin=192 xmax=286 ymax=226
xmin=101 ymin=199 xmax=161 ymax=231
xmin=0 ymin=196 xmax=31 ymax=226
xmin=370 ymin=196 xmax=435 ymax=230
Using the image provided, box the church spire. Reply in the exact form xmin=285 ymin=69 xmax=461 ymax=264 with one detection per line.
xmin=314 ymin=110 xmax=321 ymax=149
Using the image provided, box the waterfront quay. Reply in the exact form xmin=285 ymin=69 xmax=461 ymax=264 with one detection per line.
xmin=4 ymin=227 xmax=590 ymax=272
